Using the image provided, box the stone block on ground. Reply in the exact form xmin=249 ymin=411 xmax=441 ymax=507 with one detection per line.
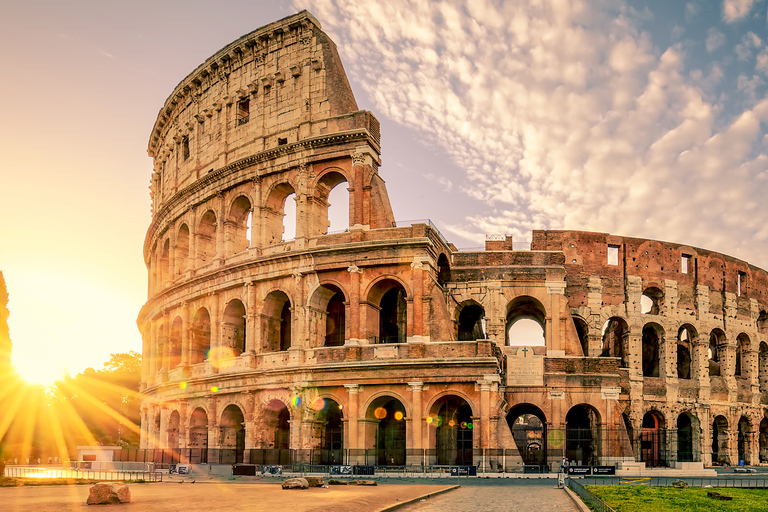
xmin=282 ymin=478 xmax=309 ymax=490
xmin=349 ymin=480 xmax=377 ymax=486
xmin=86 ymin=482 xmax=131 ymax=505
xmin=304 ymin=476 xmax=324 ymax=487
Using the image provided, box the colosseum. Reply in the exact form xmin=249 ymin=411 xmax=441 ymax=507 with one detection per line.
xmin=137 ymin=11 xmax=768 ymax=472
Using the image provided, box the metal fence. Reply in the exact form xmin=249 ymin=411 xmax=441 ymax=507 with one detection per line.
xmin=4 ymin=466 xmax=161 ymax=482
xmin=568 ymin=478 xmax=616 ymax=512
xmin=576 ymin=476 xmax=768 ymax=488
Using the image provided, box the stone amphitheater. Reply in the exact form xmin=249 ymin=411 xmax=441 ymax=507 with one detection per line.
xmin=138 ymin=11 xmax=768 ymax=471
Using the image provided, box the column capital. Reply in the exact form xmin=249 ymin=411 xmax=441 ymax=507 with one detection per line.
xmin=407 ymin=381 xmax=423 ymax=392
xmin=344 ymin=383 xmax=361 ymax=394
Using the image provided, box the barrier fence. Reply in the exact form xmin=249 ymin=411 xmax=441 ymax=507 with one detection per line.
xmin=4 ymin=466 xmax=161 ymax=482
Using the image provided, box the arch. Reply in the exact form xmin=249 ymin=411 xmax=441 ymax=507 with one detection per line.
xmin=456 ymin=301 xmax=486 ymax=341
xmin=641 ymin=287 xmax=663 ymax=314
xmin=506 ymin=403 xmax=547 ymax=469
xmin=263 ymin=291 xmax=291 ymax=351
xmin=738 ymin=416 xmax=751 ymax=464
xmin=760 ymin=342 xmax=768 ymax=392
xmin=565 ymin=404 xmax=601 ymax=465
xmin=167 ymin=410 xmax=180 ymax=450
xmin=176 ymin=224 xmax=190 ymax=275
xmin=313 ymin=397 xmax=344 ymax=465
xmin=196 ymin=210 xmax=217 ymax=266
xmin=760 ymin=417 xmax=768 ymax=463
xmin=156 ymin=319 xmax=167 ymax=373
xmin=262 ymin=399 xmax=290 ymax=452
xmin=437 ymin=253 xmax=451 ymax=286
xmin=758 ymin=311 xmax=768 ymax=335
xmin=573 ymin=316 xmax=588 ymax=357
xmin=191 ymin=307 xmax=211 ymax=364
xmin=677 ymin=325 xmax=696 ymax=380
xmin=220 ymin=404 xmax=245 ymax=464
xmin=309 ymin=284 xmax=347 ymax=347
xmin=712 ymin=415 xmax=729 ymax=465
xmin=367 ymin=278 xmax=408 ymax=344
xmin=366 ymin=396 xmax=407 ymax=466
xmin=160 ymin=238 xmax=170 ymax=286
xmin=601 ymin=317 xmax=628 ymax=366
xmin=169 ymin=316 xmax=183 ymax=369
xmin=736 ymin=333 xmax=750 ymax=378
xmin=642 ymin=323 xmax=663 ymax=377
xmin=222 ymin=299 xmax=246 ymax=356
xmin=640 ymin=410 xmax=665 ymax=467
xmin=506 ymin=296 xmax=546 ymax=346
xmin=317 ymin=170 xmax=349 ymax=234
xmin=264 ymin=182 xmax=296 ymax=244
xmin=427 ymin=395 xmax=474 ymax=465
xmin=676 ymin=412 xmax=698 ymax=462
xmin=709 ymin=329 xmax=725 ymax=376
xmin=188 ymin=408 xmax=208 ymax=450
xmin=226 ymin=195 xmax=252 ymax=255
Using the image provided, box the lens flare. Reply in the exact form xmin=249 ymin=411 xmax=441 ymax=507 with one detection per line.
xmin=211 ymin=386 xmax=219 ymax=393
xmin=460 ymin=421 xmax=467 ymax=428
xmin=448 ymin=420 xmax=455 ymax=427
xmin=179 ymin=382 xmax=187 ymax=389
xmin=291 ymin=396 xmax=302 ymax=407
xmin=467 ymin=422 xmax=473 ymax=429
xmin=426 ymin=415 xmax=434 ymax=424
xmin=394 ymin=411 xmax=404 ymax=421
xmin=310 ymin=396 xmax=326 ymax=411
xmin=338 ymin=404 xmax=343 ymax=410
xmin=374 ymin=407 xmax=387 ymax=419
xmin=208 ymin=346 xmax=236 ymax=369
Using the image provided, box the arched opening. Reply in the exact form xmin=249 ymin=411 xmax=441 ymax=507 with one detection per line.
xmin=160 ymin=239 xmax=170 ymax=286
xmin=308 ymin=284 xmax=346 ymax=347
xmin=226 ymin=195 xmax=252 ymax=255
xmin=760 ymin=342 xmax=768 ymax=393
xmin=373 ymin=281 xmax=407 ymax=344
xmin=437 ymin=253 xmax=451 ymax=286
xmin=222 ymin=299 xmax=246 ymax=356
xmin=196 ymin=210 xmax=217 ymax=266
xmin=676 ymin=413 xmax=697 ymax=462
xmin=176 ymin=224 xmax=189 ymax=275
xmin=167 ymin=410 xmax=180 ymax=451
xmin=738 ymin=416 xmax=751 ymax=464
xmin=506 ymin=404 xmax=547 ymax=469
xmin=191 ymin=307 xmax=211 ymax=364
xmin=156 ymin=320 xmax=167 ymax=373
xmin=428 ymin=396 xmax=473 ymax=466
xmin=322 ymin=173 xmax=349 ymax=234
xmin=759 ymin=418 xmax=768 ymax=463
xmin=641 ymin=287 xmax=663 ymax=314
xmin=677 ymin=325 xmax=695 ymax=379
xmin=601 ymin=317 xmax=628 ymax=365
xmin=573 ymin=317 xmax=588 ymax=357
xmin=457 ymin=302 xmax=485 ymax=341
xmin=169 ymin=316 xmax=182 ymax=368
xmin=506 ymin=297 xmax=546 ymax=346
xmin=325 ymin=291 xmax=346 ymax=347
xmin=368 ymin=397 xmax=406 ymax=466
xmin=264 ymin=183 xmax=296 ymax=244
xmin=263 ymin=291 xmax=291 ymax=352
xmin=640 ymin=411 xmax=665 ymax=467
xmin=314 ymin=398 xmax=344 ymax=465
xmin=736 ymin=333 xmax=750 ymax=378
xmin=565 ymin=405 xmax=600 ymax=466
xmin=189 ymin=408 xmax=208 ymax=453
xmin=709 ymin=329 xmax=725 ymax=376
xmin=260 ymin=400 xmax=291 ymax=461
xmin=712 ymin=415 xmax=729 ymax=465
xmin=642 ymin=324 xmax=663 ymax=377
xmin=220 ymin=405 xmax=245 ymax=464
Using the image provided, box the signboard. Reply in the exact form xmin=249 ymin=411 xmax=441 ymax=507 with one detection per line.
xmin=450 ymin=466 xmax=477 ymax=476
xmin=601 ymin=387 xmax=621 ymax=400
xmin=549 ymin=391 xmax=565 ymax=400
xmin=261 ymin=465 xmax=282 ymax=475
xmin=169 ymin=464 xmax=190 ymax=475
xmin=330 ymin=466 xmax=352 ymax=475
xmin=374 ymin=346 xmax=397 ymax=359
xmin=568 ymin=466 xmax=592 ymax=475
xmin=506 ymin=348 xmax=544 ymax=386
xmin=592 ymin=466 xmax=616 ymax=475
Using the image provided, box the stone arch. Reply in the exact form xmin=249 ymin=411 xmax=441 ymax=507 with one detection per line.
xmin=226 ymin=195 xmax=252 ymax=255
xmin=169 ymin=316 xmax=183 ymax=369
xmin=601 ymin=317 xmax=628 ymax=366
xmin=738 ymin=415 xmax=751 ymax=464
xmin=263 ymin=290 xmax=291 ymax=351
xmin=573 ymin=315 xmax=588 ymax=357
xmin=709 ymin=329 xmax=726 ymax=376
xmin=676 ymin=411 xmax=699 ymax=462
xmin=176 ymin=223 xmax=190 ymax=275
xmin=641 ymin=286 xmax=663 ymax=314
xmin=167 ymin=410 xmax=180 ymax=451
xmin=222 ymin=299 xmax=246 ymax=356
xmin=191 ymin=307 xmax=211 ymax=364
xmin=188 ymin=407 xmax=208 ymax=451
xmin=506 ymin=403 xmax=548 ymax=469
xmin=760 ymin=342 xmax=768 ymax=392
xmin=437 ymin=253 xmax=451 ymax=286
xmin=365 ymin=395 xmax=407 ymax=466
xmin=257 ymin=399 xmax=291 ymax=451
xmin=309 ymin=283 xmax=347 ymax=347
xmin=506 ymin=296 xmax=546 ymax=346
xmin=315 ymin=169 xmax=349 ymax=235
xmin=310 ymin=396 xmax=344 ymax=464
xmin=758 ymin=311 xmax=768 ymax=335
xmin=456 ymin=300 xmax=486 ymax=341
xmin=641 ymin=410 xmax=666 ymax=467
xmin=220 ymin=404 xmax=245 ymax=464
xmin=565 ymin=404 xmax=601 ymax=466
xmin=264 ymin=182 xmax=296 ymax=245
xmin=759 ymin=417 xmax=768 ymax=463
xmin=712 ymin=415 xmax=729 ymax=465
xmin=677 ymin=324 xmax=697 ymax=380
xmin=427 ymin=395 xmax=474 ymax=465
xmin=160 ymin=238 xmax=170 ymax=286
xmin=736 ymin=333 xmax=750 ymax=378
xmin=196 ymin=210 xmax=217 ymax=266
xmin=366 ymin=278 xmax=409 ymax=344
xmin=642 ymin=323 xmax=664 ymax=377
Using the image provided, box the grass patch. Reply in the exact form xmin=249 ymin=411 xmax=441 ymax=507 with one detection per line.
xmin=587 ymin=485 xmax=768 ymax=512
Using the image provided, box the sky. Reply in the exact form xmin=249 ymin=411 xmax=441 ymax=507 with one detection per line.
xmin=1 ymin=0 xmax=767 ymax=385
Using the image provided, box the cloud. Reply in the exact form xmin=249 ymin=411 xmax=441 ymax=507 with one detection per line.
xmin=722 ymin=0 xmax=758 ymax=22
xmin=301 ymin=0 xmax=768 ymax=267
xmin=706 ymin=28 xmax=726 ymax=53
xmin=735 ymin=31 xmax=762 ymax=61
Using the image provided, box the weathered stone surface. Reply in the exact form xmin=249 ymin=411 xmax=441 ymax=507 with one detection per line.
xmin=86 ymin=482 xmax=131 ymax=505
xmin=304 ymin=476 xmax=324 ymax=487
xmin=349 ymin=480 xmax=377 ymax=486
xmin=281 ymin=478 xmax=309 ymax=490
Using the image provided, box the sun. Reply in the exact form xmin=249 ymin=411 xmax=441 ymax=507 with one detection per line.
xmin=11 ymin=353 xmax=66 ymax=387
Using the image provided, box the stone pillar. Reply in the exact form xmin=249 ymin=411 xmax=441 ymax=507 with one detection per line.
xmin=347 ymin=265 xmax=363 ymax=344
xmin=207 ymin=397 xmax=219 ymax=452
xmin=246 ymin=282 xmax=258 ymax=355
xmin=210 ymin=293 xmax=220 ymax=369
xmin=161 ymin=311 xmax=170 ymax=381
xmin=179 ymin=401 xmax=188 ymax=451
xmin=345 ymin=384 xmax=360 ymax=459
xmin=140 ymin=404 xmax=148 ymax=448
xmin=409 ymin=258 xmax=424 ymax=341
xmin=148 ymin=320 xmax=157 ymax=378
xmin=479 ymin=380 xmax=492 ymax=450
xmin=408 ymin=382 xmax=423 ymax=465
xmin=159 ymin=406 xmax=169 ymax=450
xmin=180 ymin=302 xmax=190 ymax=369
xmin=141 ymin=327 xmax=150 ymax=389
xmin=214 ymin=194 xmax=225 ymax=264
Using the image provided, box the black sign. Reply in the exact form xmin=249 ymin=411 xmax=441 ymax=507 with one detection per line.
xmin=568 ymin=466 xmax=592 ymax=475
xmin=592 ymin=466 xmax=616 ymax=475
xmin=330 ymin=466 xmax=352 ymax=475
xmin=450 ymin=466 xmax=477 ymax=476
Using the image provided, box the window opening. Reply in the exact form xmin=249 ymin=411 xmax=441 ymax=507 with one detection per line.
xmin=738 ymin=271 xmax=746 ymax=296
xmin=245 ymin=210 xmax=252 ymax=244
xmin=681 ymin=254 xmax=691 ymax=274
xmin=607 ymin=245 xmax=619 ymax=266
xmin=237 ymin=99 xmax=250 ymax=125
xmin=326 ymin=182 xmax=349 ymax=233
xmin=278 ymin=137 xmax=288 ymax=145
xmin=182 ymin=136 xmax=190 ymax=161
xmin=282 ymin=193 xmax=296 ymax=241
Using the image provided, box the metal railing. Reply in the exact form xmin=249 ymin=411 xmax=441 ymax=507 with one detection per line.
xmin=4 ymin=466 xmax=161 ymax=482
xmin=568 ymin=477 xmax=616 ymax=512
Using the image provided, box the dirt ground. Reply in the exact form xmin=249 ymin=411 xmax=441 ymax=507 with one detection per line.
xmin=0 ymin=481 xmax=456 ymax=512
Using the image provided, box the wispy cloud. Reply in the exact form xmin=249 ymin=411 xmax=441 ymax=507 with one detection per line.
xmin=706 ymin=27 xmax=726 ymax=53
xmin=722 ymin=0 xmax=758 ymax=23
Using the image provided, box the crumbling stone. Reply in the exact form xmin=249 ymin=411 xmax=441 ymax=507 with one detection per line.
xmin=86 ymin=482 xmax=131 ymax=505
xmin=281 ymin=478 xmax=309 ymax=490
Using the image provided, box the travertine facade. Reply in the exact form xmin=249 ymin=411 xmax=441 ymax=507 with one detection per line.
xmin=138 ymin=11 xmax=768 ymax=469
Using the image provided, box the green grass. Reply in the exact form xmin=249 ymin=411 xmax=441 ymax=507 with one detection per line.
xmin=586 ymin=485 xmax=768 ymax=512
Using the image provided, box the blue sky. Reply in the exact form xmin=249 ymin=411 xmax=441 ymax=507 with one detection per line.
xmin=0 ymin=0 xmax=766 ymax=381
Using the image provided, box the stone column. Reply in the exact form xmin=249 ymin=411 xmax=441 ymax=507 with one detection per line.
xmin=180 ymin=302 xmax=190 ymax=369
xmin=159 ymin=406 xmax=169 ymax=450
xmin=148 ymin=320 xmax=157 ymax=378
xmin=408 ymin=382 xmax=423 ymax=465
xmin=345 ymin=384 xmax=360 ymax=457
xmin=347 ymin=265 xmax=363 ymax=344
xmin=161 ymin=311 xmax=170 ymax=381
xmin=140 ymin=404 xmax=149 ymax=448
xmin=179 ymin=401 xmax=188 ymax=451
xmin=409 ymin=258 xmax=424 ymax=341
xmin=246 ymin=282 xmax=258 ymax=355
xmin=209 ymin=293 xmax=220 ymax=370
xmin=479 ymin=380 xmax=492 ymax=450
